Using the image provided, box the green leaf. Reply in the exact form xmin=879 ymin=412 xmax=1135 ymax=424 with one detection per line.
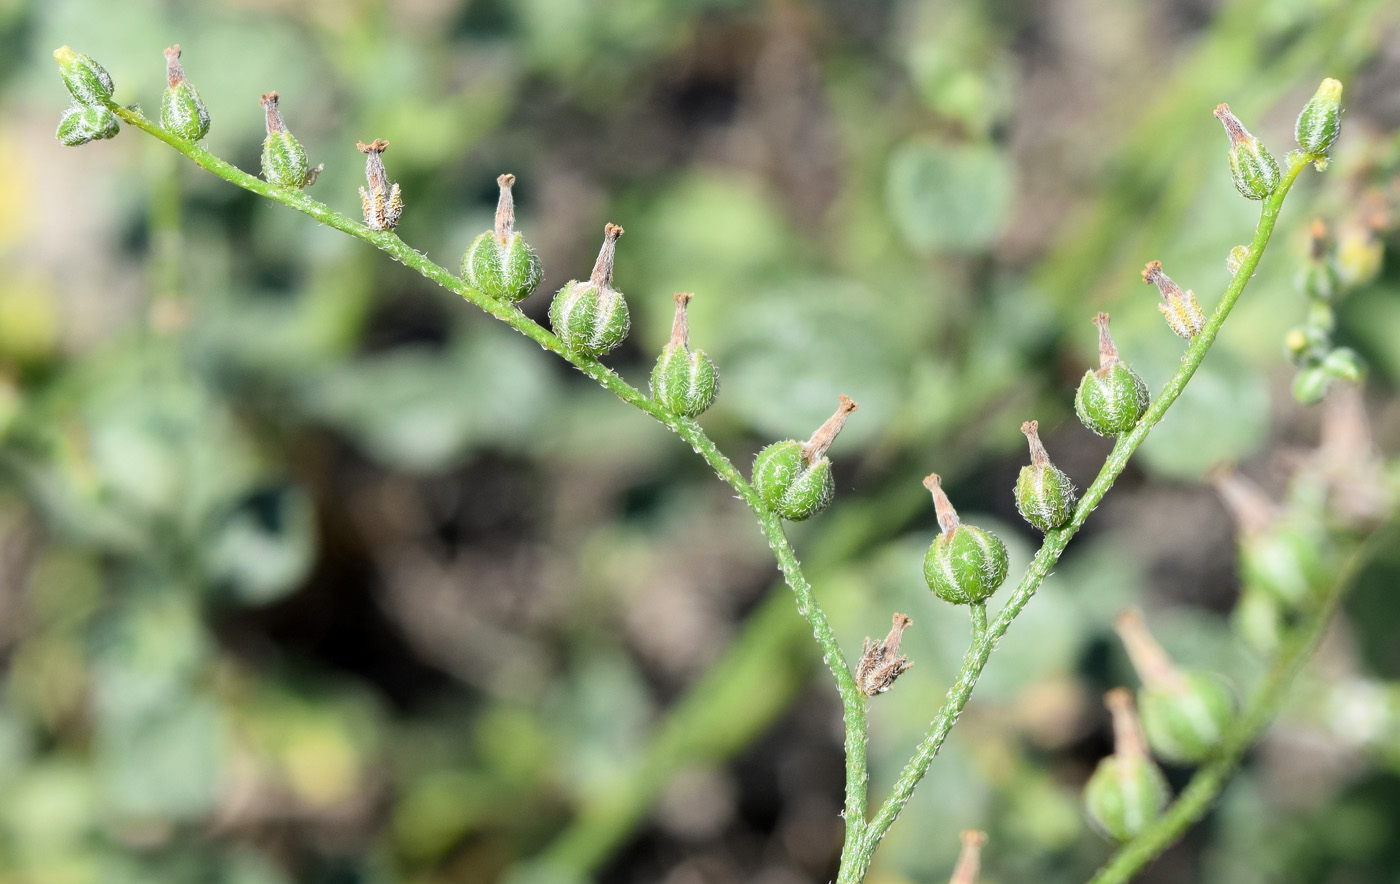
xmin=886 ymin=139 xmax=1013 ymax=253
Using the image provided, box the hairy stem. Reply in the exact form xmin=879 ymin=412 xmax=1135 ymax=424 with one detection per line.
xmin=840 ymin=155 xmax=1312 ymax=880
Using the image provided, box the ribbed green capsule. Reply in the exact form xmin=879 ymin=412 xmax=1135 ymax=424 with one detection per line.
xmin=1084 ymin=689 xmax=1170 ymax=842
xmin=1015 ymin=420 xmax=1076 ymax=532
xmin=159 ymin=45 xmax=210 ymax=141
xmin=922 ymin=474 xmax=1009 ymax=605
xmin=549 ymin=223 xmax=630 ymax=355
xmin=651 ymin=292 xmax=719 ymax=417
xmin=53 ymin=46 xmax=114 ymax=106
xmin=1075 ymin=314 xmax=1149 ymax=437
xmin=55 ymin=103 xmax=119 ymax=146
xmin=1213 ymin=469 xmax=1332 ymax=609
xmin=1215 ymin=104 xmax=1280 ymax=200
xmin=462 ymin=174 xmax=544 ymax=302
xmin=1295 ymin=78 xmax=1343 ymax=163
xmin=753 ymin=396 xmax=857 ymax=521
xmin=1116 ymin=608 xmax=1235 ymax=764
xmin=259 ymin=92 xmax=321 ymax=189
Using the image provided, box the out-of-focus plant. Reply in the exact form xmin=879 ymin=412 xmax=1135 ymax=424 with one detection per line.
xmin=24 ymin=29 xmax=1400 ymax=884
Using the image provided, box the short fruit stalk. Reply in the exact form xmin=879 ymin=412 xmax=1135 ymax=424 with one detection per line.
xmin=1084 ymin=689 xmax=1170 ymax=842
xmin=752 ymin=395 xmax=858 ymax=521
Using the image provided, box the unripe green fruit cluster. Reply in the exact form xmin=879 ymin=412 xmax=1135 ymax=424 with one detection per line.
xmin=463 ymin=231 xmax=543 ymax=303
xmin=923 ymin=524 xmax=1009 ymax=605
xmin=1015 ymin=421 xmax=1076 ymax=532
xmin=652 ymin=342 xmax=719 ymax=418
xmin=1138 ymin=671 xmax=1236 ymax=763
xmin=753 ymin=440 xmax=834 ymax=522
xmin=56 ymin=104 xmax=119 ymax=146
xmin=53 ymin=47 xmax=120 ymax=147
xmin=1296 ymin=78 xmax=1343 ymax=160
xmin=1084 ymin=753 xmax=1170 ymax=842
xmin=263 ymin=130 xmax=314 ymax=188
xmin=1216 ymin=103 xmax=1280 ymax=201
xmin=1076 ymin=363 xmax=1149 ymax=436
xmin=550 ymin=223 xmax=630 ymax=356
xmin=162 ymin=80 xmax=210 ymax=141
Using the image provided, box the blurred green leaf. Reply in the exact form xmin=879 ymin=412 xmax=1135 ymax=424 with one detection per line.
xmin=886 ymin=139 xmax=1013 ymax=253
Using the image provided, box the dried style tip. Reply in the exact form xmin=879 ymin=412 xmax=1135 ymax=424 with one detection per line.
xmin=259 ymin=92 xmax=321 ymax=188
xmin=462 ymin=173 xmax=543 ymax=303
xmin=549 ymin=223 xmax=631 ymax=355
xmin=1214 ymin=103 xmax=1281 ymax=200
xmin=922 ymin=474 xmax=1009 ymax=605
xmin=1084 ymin=689 xmax=1169 ymax=842
xmin=801 ymin=395 xmax=858 ymax=465
xmin=1076 ymin=314 xmax=1149 ymax=436
xmin=357 ymin=139 xmax=403 ymax=231
xmin=651 ymin=293 xmax=720 ymax=417
xmin=949 ymin=831 xmax=988 ymax=884
xmin=1143 ymin=260 xmax=1205 ymax=339
xmin=753 ymin=395 xmax=858 ymax=521
xmin=53 ymin=46 xmax=114 ymax=106
xmin=160 ymin=45 xmax=210 ymax=141
xmin=1015 ymin=420 xmax=1077 ymax=532
xmin=856 ymin=613 xmax=914 ymax=697
xmin=1116 ymin=608 xmax=1235 ymax=763
xmin=1295 ymin=78 xmax=1343 ymax=166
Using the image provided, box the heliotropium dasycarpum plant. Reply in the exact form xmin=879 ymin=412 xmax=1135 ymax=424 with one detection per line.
xmin=50 ymin=46 xmax=1372 ymax=882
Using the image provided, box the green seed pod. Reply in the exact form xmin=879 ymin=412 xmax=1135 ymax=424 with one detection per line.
xmin=1015 ymin=420 xmax=1076 ymax=531
xmin=1295 ymin=78 xmax=1343 ymax=163
xmin=549 ymin=223 xmax=630 ymax=355
xmin=1084 ymin=689 xmax=1170 ymax=842
xmin=1232 ymin=585 xmax=1284 ymax=658
xmin=1143 ymin=261 xmax=1205 ymax=340
xmin=259 ymin=92 xmax=322 ymax=189
xmin=1116 ymin=608 xmax=1235 ymax=764
xmin=1215 ymin=104 xmax=1281 ymax=200
xmin=1213 ymin=468 xmax=1331 ymax=609
xmin=1321 ymin=347 xmax=1364 ymax=383
xmin=651 ymin=292 xmax=719 ymax=417
xmin=462 ymin=174 xmax=544 ymax=302
xmin=55 ymin=103 xmax=119 ymax=146
xmin=52 ymin=46 xmax=114 ymax=106
xmin=753 ymin=396 xmax=858 ymax=521
xmin=159 ymin=45 xmax=210 ymax=141
xmin=357 ymin=139 xmax=403 ymax=231
xmin=1293 ymin=366 xmax=1331 ymax=405
xmin=1226 ymin=244 xmax=1251 ymax=277
xmin=1075 ymin=313 xmax=1150 ymax=436
xmin=922 ymin=474 xmax=1009 ymax=605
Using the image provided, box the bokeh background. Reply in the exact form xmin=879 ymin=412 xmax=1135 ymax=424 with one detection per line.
xmin=4 ymin=0 xmax=1400 ymax=882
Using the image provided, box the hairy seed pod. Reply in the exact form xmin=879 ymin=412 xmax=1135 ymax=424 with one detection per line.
xmin=1116 ymin=608 xmax=1235 ymax=764
xmin=1321 ymin=347 xmax=1364 ymax=383
xmin=159 ymin=45 xmax=210 ymax=141
xmin=53 ymin=46 xmax=114 ymax=105
xmin=1295 ymin=78 xmax=1343 ymax=163
xmin=1084 ymin=689 xmax=1170 ymax=842
xmin=462 ymin=174 xmax=544 ymax=302
xmin=1015 ymin=421 xmax=1077 ymax=531
xmin=549 ymin=224 xmax=630 ymax=355
xmin=1143 ymin=261 xmax=1205 ymax=339
xmin=1215 ymin=104 xmax=1281 ymax=200
xmin=1212 ymin=469 xmax=1333 ymax=609
xmin=651 ymin=293 xmax=719 ymax=417
xmin=1075 ymin=314 xmax=1150 ymax=436
xmin=753 ymin=396 xmax=858 ymax=521
xmin=259 ymin=92 xmax=321 ymax=189
xmin=56 ymin=103 xmax=119 ymax=146
xmin=922 ymin=474 xmax=1009 ymax=605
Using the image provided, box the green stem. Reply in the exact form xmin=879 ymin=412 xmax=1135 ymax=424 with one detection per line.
xmin=1087 ymin=525 xmax=1391 ymax=884
xmin=841 ymin=156 xmax=1313 ymax=880
xmin=107 ymin=101 xmax=872 ymax=861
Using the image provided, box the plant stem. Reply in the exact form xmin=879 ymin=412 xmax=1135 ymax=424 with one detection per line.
xmin=109 ymin=100 xmax=872 ymax=866
xmin=1087 ymin=525 xmax=1391 ymax=884
xmin=840 ymin=155 xmax=1312 ymax=881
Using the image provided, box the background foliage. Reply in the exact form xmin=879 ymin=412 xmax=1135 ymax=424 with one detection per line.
xmin=3 ymin=0 xmax=1400 ymax=882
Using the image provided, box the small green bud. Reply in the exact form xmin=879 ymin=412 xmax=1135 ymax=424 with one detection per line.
xmin=159 ymin=45 xmax=210 ymax=141
xmin=651 ymin=292 xmax=719 ymax=417
xmin=462 ymin=174 xmax=544 ymax=302
xmin=1075 ymin=313 xmax=1150 ymax=437
xmin=1214 ymin=103 xmax=1281 ymax=200
xmin=1143 ymin=261 xmax=1205 ymax=339
xmin=1321 ymin=347 xmax=1364 ymax=383
xmin=753 ymin=395 xmax=858 ymax=521
xmin=1295 ymin=78 xmax=1343 ymax=165
xmin=1015 ymin=420 xmax=1076 ymax=532
xmin=922 ymin=474 xmax=1009 ymax=605
xmin=549 ymin=223 xmax=631 ymax=355
xmin=53 ymin=46 xmax=114 ymax=106
xmin=259 ymin=92 xmax=322 ymax=189
xmin=55 ymin=103 xmax=119 ymax=146
xmin=1293 ymin=365 xmax=1331 ymax=405
xmin=1226 ymin=244 xmax=1251 ymax=277
xmin=1084 ymin=689 xmax=1170 ymax=842
xmin=948 ymin=830 xmax=987 ymax=884
xmin=1116 ymin=608 xmax=1235 ymax=764
xmin=357 ymin=139 xmax=403 ymax=231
